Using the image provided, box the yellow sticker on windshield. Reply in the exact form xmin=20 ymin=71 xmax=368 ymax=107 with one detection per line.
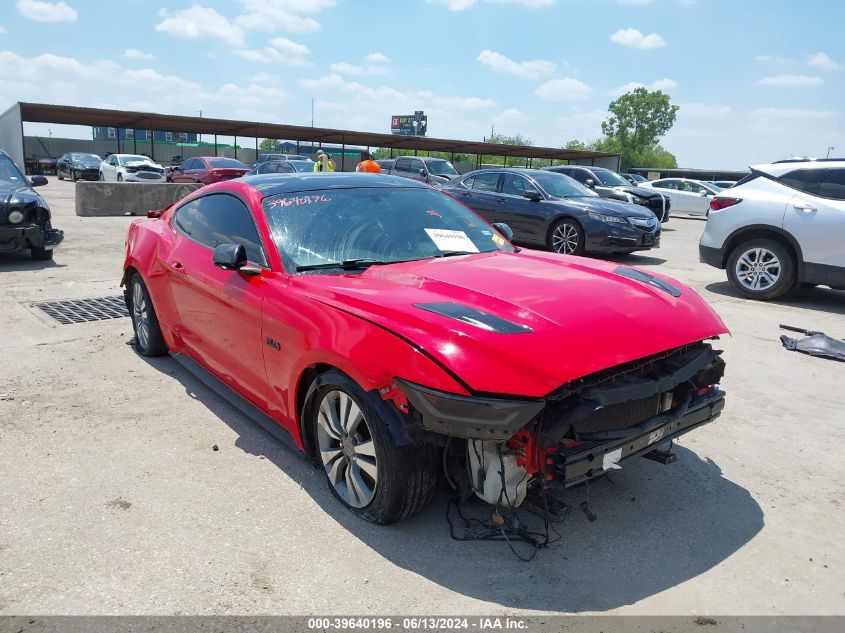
xmin=492 ymin=234 xmax=505 ymax=246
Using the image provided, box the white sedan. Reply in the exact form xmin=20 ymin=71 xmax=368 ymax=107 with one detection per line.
xmin=99 ymin=154 xmax=166 ymax=182
xmin=640 ymin=178 xmax=722 ymax=216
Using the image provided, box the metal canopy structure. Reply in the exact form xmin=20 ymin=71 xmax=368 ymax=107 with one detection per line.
xmin=15 ymin=102 xmax=618 ymax=164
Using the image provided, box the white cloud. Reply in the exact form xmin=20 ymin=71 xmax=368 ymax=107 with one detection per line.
xmin=234 ymin=37 xmax=311 ymax=67
xmin=124 ymin=49 xmax=155 ymax=61
xmin=493 ymin=108 xmax=525 ymax=122
xmin=756 ymin=54 xmax=794 ymax=64
xmin=807 ymin=52 xmax=840 ymax=71
xmin=758 ymin=74 xmax=823 ymax=86
xmin=16 ymin=0 xmax=77 ymax=22
xmin=250 ymin=71 xmax=281 ymax=84
xmin=535 ymin=78 xmax=592 ymax=101
xmin=610 ymin=28 xmax=665 ymax=49
xmin=609 ymin=77 xmax=676 ymax=96
xmin=330 ymin=61 xmax=388 ymax=76
xmin=234 ymin=0 xmax=334 ymax=33
xmin=679 ymin=102 xmax=732 ymax=116
xmin=426 ymin=0 xmax=555 ymax=10
xmin=477 ymin=50 xmax=555 ymax=79
xmin=618 ymin=0 xmax=655 ymax=4
xmin=156 ymin=5 xmax=244 ymax=46
xmin=0 ymin=26 xmax=6 ymax=34
xmin=365 ymin=52 xmax=389 ymax=63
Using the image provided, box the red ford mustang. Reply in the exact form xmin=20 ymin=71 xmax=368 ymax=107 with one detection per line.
xmin=122 ymin=173 xmax=728 ymax=524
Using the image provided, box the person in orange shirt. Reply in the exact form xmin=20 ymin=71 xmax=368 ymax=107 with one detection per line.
xmin=355 ymin=151 xmax=381 ymax=173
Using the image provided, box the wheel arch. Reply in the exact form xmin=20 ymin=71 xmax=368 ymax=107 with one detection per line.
xmin=721 ymin=224 xmax=805 ymax=283
xmin=545 ymin=213 xmax=583 ymax=243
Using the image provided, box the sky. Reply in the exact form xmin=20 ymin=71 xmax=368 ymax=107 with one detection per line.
xmin=1 ymin=0 xmax=843 ymax=169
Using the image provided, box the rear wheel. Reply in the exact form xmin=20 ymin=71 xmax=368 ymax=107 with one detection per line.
xmin=727 ymin=238 xmax=795 ymax=300
xmin=128 ymin=273 xmax=167 ymax=356
xmin=308 ymin=371 xmax=438 ymax=524
xmin=117 ymin=173 xmax=123 ymax=182
xmin=99 ymin=171 xmax=104 ymax=181
xmin=549 ymin=218 xmax=584 ymax=255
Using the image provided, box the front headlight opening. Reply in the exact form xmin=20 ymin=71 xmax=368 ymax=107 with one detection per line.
xmin=588 ymin=211 xmax=627 ymax=224
xmin=8 ymin=209 xmax=24 ymax=224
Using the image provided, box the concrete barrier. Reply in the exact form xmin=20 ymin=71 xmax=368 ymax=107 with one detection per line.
xmin=75 ymin=182 xmax=204 ymax=217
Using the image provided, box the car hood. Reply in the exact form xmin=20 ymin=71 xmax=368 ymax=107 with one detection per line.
xmin=549 ymin=195 xmax=654 ymax=218
xmin=0 ymin=187 xmax=43 ymax=210
xmin=124 ymin=160 xmax=163 ymax=169
xmin=292 ymin=250 xmax=728 ymax=397
xmin=609 ymin=185 xmax=664 ymax=200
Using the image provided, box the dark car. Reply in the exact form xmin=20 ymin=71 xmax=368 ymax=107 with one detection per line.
xmin=543 ymin=165 xmax=670 ymax=222
xmin=0 ymin=150 xmax=63 ymax=260
xmin=375 ymin=159 xmax=395 ymax=172
xmin=167 ymin=157 xmax=250 ymax=184
xmin=245 ymin=159 xmax=316 ymax=176
xmin=622 ymin=172 xmax=647 ymax=184
xmin=255 ymin=153 xmax=309 ymax=167
xmin=390 ymin=156 xmax=460 ymax=186
xmin=441 ymin=168 xmax=660 ymax=255
xmin=57 ymin=152 xmax=102 ymax=182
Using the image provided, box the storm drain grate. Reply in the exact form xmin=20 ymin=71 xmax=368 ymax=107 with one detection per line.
xmin=35 ymin=295 xmax=129 ymax=324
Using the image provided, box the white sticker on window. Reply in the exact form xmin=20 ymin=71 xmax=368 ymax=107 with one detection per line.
xmin=424 ymin=228 xmax=479 ymax=253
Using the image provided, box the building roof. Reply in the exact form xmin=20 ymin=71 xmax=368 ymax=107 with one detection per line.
xmin=17 ymin=102 xmax=618 ymax=163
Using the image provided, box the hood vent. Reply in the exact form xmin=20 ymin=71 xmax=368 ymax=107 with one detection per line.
xmin=413 ymin=302 xmax=532 ymax=334
xmin=614 ymin=266 xmax=681 ymax=297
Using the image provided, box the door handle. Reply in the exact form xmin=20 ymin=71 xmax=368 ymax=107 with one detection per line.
xmin=497 ymin=198 xmax=507 ymax=204
xmin=793 ymin=203 xmax=817 ymax=213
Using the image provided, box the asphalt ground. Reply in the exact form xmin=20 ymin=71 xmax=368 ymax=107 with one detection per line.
xmin=0 ymin=178 xmax=843 ymax=615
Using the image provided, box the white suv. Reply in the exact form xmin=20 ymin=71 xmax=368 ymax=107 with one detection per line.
xmin=699 ymin=159 xmax=845 ymax=300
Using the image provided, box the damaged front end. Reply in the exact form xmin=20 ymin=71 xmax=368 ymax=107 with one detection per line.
xmin=398 ymin=341 xmax=726 ymax=506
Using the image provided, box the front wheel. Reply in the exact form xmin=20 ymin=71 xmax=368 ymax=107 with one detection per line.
xmin=308 ymin=371 xmax=438 ymax=524
xmin=98 ymin=171 xmax=104 ymax=181
xmin=128 ymin=273 xmax=168 ymax=356
xmin=117 ymin=173 xmax=123 ymax=182
xmin=57 ymin=169 xmax=64 ymax=181
xmin=549 ymin=218 xmax=585 ymax=255
xmin=71 ymin=170 xmax=78 ymax=182
xmin=726 ymin=238 xmax=796 ymax=300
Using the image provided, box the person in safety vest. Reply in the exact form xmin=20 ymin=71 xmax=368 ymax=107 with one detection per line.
xmin=355 ymin=151 xmax=381 ymax=173
xmin=313 ymin=150 xmax=335 ymax=172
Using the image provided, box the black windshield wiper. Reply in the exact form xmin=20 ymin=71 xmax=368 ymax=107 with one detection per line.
xmin=296 ymin=258 xmax=390 ymax=272
xmin=435 ymin=250 xmax=477 ymax=258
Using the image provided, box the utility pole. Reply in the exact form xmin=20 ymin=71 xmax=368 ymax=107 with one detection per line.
xmin=311 ymin=98 xmax=314 ymax=127
xmin=827 ymin=146 xmax=835 ymax=158
xmin=197 ymin=109 xmax=203 ymax=145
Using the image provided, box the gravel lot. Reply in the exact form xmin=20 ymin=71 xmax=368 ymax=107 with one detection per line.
xmin=0 ymin=179 xmax=843 ymax=616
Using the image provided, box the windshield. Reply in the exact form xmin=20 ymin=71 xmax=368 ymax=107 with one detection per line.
xmin=264 ymin=186 xmax=514 ymax=272
xmin=121 ymin=155 xmax=150 ymax=163
xmin=592 ymin=169 xmax=630 ymax=187
xmin=71 ymin=153 xmax=101 ymax=162
xmin=0 ymin=155 xmax=27 ymax=189
xmin=208 ymin=158 xmax=246 ymax=168
xmin=427 ymin=160 xmax=459 ymax=176
xmin=530 ymin=171 xmax=598 ymax=198
xmin=291 ymin=161 xmax=315 ymax=172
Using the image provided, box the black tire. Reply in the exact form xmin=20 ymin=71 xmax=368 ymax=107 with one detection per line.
xmin=548 ymin=217 xmax=585 ymax=255
xmin=71 ymin=170 xmax=78 ymax=182
xmin=57 ymin=169 xmax=63 ymax=181
xmin=127 ymin=272 xmax=168 ymax=356
xmin=307 ymin=370 xmax=438 ymax=524
xmin=726 ymin=238 xmax=796 ymax=300
xmin=117 ymin=173 xmax=123 ymax=182
xmin=31 ymin=246 xmax=53 ymax=261
xmin=99 ymin=171 xmax=104 ymax=181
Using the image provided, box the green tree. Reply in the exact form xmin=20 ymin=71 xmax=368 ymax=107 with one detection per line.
xmin=597 ymin=87 xmax=679 ymax=170
xmin=258 ymin=138 xmax=277 ymax=151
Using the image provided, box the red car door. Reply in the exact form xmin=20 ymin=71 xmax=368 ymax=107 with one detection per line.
xmin=167 ymin=192 xmax=271 ymax=406
xmin=172 ymin=158 xmax=202 ymax=183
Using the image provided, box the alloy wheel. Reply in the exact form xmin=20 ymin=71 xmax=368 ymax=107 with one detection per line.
xmin=552 ymin=222 xmax=580 ymax=254
xmin=735 ymin=247 xmax=781 ymax=291
xmin=316 ymin=389 xmax=378 ymax=508
xmin=132 ymin=282 xmax=150 ymax=350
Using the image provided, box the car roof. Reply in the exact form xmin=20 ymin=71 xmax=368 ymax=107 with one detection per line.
xmin=241 ymin=172 xmax=429 ymax=195
xmin=752 ymin=159 xmax=845 ymax=177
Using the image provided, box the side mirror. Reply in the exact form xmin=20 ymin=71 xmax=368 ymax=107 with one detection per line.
xmin=212 ymin=243 xmax=261 ymax=275
xmin=699 ymin=189 xmax=708 ymax=196
xmin=30 ymin=175 xmax=48 ymax=187
xmin=492 ymin=222 xmax=514 ymax=241
xmin=585 ymin=178 xmax=595 ymax=188
xmin=522 ymin=189 xmax=542 ymax=201
xmin=419 ymin=168 xmax=426 ymax=176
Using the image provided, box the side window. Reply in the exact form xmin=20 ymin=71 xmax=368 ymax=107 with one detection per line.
xmin=779 ymin=169 xmax=824 ymax=196
xmin=410 ymin=159 xmax=425 ymax=173
xmin=501 ymin=173 xmax=529 ymax=196
xmin=181 ymin=159 xmax=197 ymax=170
xmin=394 ymin=158 xmax=411 ymax=172
xmin=174 ymin=194 xmax=267 ymax=266
xmin=818 ymin=169 xmax=845 ymax=201
xmin=109 ymin=156 xmax=118 ymax=166
xmin=650 ymin=180 xmax=669 ymax=189
xmin=472 ymin=172 xmax=500 ymax=192
xmin=568 ymin=169 xmax=590 ymax=184
xmin=461 ymin=175 xmax=475 ymax=189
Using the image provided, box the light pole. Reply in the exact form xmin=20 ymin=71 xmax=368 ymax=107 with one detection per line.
xmin=827 ymin=146 xmax=835 ymax=158
xmin=197 ymin=109 xmax=203 ymax=145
